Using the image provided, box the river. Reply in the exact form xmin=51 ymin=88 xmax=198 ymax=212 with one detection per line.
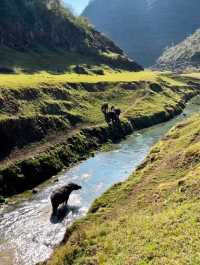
xmin=0 ymin=96 xmax=200 ymax=265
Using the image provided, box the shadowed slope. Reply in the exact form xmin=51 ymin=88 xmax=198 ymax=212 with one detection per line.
xmin=0 ymin=0 xmax=142 ymax=72
xmin=83 ymin=0 xmax=200 ymax=66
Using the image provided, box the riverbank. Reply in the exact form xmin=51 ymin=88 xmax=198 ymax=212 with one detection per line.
xmin=44 ymin=111 xmax=200 ymax=265
xmin=1 ymin=95 xmax=200 ymax=265
xmin=0 ymin=70 xmax=185 ymax=161
xmin=0 ymin=73 xmax=200 ymax=198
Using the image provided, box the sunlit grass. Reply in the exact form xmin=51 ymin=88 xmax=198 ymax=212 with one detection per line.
xmin=0 ymin=71 xmax=194 ymax=125
xmin=0 ymin=69 xmax=196 ymax=130
xmin=182 ymin=72 xmax=200 ymax=79
xmin=0 ymin=70 xmax=158 ymax=89
xmin=159 ymin=74 xmax=186 ymax=86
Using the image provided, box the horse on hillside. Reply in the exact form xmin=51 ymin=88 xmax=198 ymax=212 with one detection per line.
xmin=101 ymin=103 xmax=121 ymax=125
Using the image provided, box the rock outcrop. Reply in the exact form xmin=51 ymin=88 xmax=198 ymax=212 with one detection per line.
xmin=156 ymin=29 xmax=200 ymax=71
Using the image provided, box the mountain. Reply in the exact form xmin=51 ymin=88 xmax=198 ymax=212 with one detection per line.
xmin=83 ymin=0 xmax=200 ymax=66
xmin=0 ymin=0 xmax=142 ymax=72
xmin=156 ymin=29 xmax=200 ymax=71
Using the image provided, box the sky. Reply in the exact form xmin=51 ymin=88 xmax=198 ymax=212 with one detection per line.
xmin=64 ymin=0 xmax=90 ymax=15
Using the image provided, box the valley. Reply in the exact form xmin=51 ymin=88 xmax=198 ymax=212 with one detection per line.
xmin=1 ymin=94 xmax=200 ymax=265
xmin=42 ymin=97 xmax=200 ymax=265
xmin=0 ymin=70 xmax=199 ymax=198
xmin=83 ymin=0 xmax=200 ymax=66
xmin=0 ymin=1 xmax=200 ymax=265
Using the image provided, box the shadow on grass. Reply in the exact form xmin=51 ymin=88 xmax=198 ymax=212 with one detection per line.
xmin=0 ymin=47 xmax=99 ymax=74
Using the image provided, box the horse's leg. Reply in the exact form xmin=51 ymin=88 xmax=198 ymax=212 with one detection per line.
xmin=64 ymin=195 xmax=70 ymax=206
xmin=112 ymin=114 xmax=116 ymax=125
xmin=116 ymin=115 xmax=120 ymax=125
xmin=51 ymin=200 xmax=59 ymax=215
xmin=104 ymin=113 xmax=108 ymax=123
xmin=105 ymin=113 xmax=110 ymax=124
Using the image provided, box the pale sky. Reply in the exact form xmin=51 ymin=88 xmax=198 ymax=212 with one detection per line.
xmin=64 ymin=0 xmax=90 ymax=14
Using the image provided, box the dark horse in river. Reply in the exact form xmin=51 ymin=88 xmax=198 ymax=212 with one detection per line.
xmin=50 ymin=183 xmax=82 ymax=215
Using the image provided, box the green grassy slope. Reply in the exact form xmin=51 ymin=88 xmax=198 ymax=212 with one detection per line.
xmin=0 ymin=70 xmax=158 ymax=89
xmin=1 ymin=71 xmax=199 ymax=198
xmin=0 ymin=71 xmax=197 ymax=160
xmin=45 ymin=113 xmax=200 ymax=265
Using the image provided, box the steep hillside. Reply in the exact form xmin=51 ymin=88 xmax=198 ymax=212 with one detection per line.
xmin=83 ymin=0 xmax=200 ymax=66
xmin=0 ymin=0 xmax=142 ymax=72
xmin=156 ymin=29 xmax=200 ymax=71
xmin=43 ymin=112 xmax=200 ymax=265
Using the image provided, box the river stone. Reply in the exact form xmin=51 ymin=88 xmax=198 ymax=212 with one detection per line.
xmin=32 ymin=188 xmax=39 ymax=194
xmin=53 ymin=178 xmax=59 ymax=183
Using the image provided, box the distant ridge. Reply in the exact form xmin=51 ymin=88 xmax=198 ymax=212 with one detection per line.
xmin=83 ymin=0 xmax=200 ymax=66
xmin=156 ymin=29 xmax=200 ymax=71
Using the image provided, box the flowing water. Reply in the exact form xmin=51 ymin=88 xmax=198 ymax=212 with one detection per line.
xmin=0 ymin=96 xmax=200 ymax=265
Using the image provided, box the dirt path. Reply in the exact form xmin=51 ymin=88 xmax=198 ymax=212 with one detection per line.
xmin=0 ymin=106 xmax=133 ymax=169
xmin=0 ymin=123 xmax=101 ymax=169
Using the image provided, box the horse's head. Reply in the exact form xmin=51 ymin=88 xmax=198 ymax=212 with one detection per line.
xmin=67 ymin=182 xmax=82 ymax=191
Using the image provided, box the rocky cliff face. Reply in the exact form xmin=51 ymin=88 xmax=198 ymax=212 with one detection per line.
xmin=0 ymin=0 xmax=142 ymax=71
xmin=156 ymin=29 xmax=200 ymax=71
xmin=0 ymin=0 xmax=114 ymax=54
xmin=83 ymin=0 xmax=200 ymax=66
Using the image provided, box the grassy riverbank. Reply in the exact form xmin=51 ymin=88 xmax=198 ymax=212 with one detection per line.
xmin=45 ymin=112 xmax=200 ymax=265
xmin=0 ymin=70 xmax=195 ymax=158
xmin=0 ymin=71 xmax=199 ymax=198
